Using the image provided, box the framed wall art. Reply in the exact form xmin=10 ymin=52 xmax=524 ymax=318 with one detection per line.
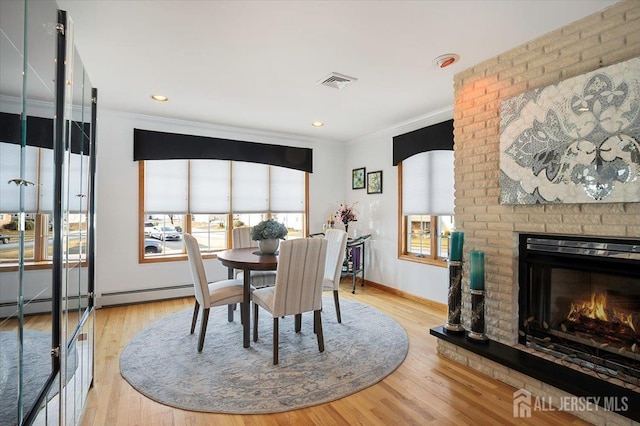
xmin=367 ymin=170 xmax=383 ymax=194
xmin=352 ymin=167 xmax=365 ymax=189
xmin=499 ymin=56 xmax=640 ymax=204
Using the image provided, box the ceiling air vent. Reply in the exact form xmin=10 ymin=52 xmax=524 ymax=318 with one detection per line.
xmin=317 ymin=72 xmax=357 ymax=90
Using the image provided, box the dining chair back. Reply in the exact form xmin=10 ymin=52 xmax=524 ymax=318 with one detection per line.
xmin=184 ymin=233 xmax=245 ymax=352
xmin=251 ymin=238 xmax=328 ymax=364
xmin=232 ymin=226 xmax=276 ymax=287
xmin=322 ymin=229 xmax=348 ymax=323
xmin=232 ymin=226 xmax=257 ymax=249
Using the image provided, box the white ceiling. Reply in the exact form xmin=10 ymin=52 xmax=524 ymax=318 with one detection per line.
xmin=56 ymin=0 xmax=619 ymax=142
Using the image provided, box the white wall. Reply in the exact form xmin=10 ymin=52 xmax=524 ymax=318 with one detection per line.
xmin=343 ymin=107 xmax=454 ymax=304
xmin=93 ymin=109 xmax=344 ymax=304
xmin=2 ymin=105 xmax=454 ymax=309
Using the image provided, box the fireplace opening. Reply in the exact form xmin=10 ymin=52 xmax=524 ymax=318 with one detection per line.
xmin=519 ymin=234 xmax=640 ymax=388
xmin=565 ymin=289 xmax=638 ymax=348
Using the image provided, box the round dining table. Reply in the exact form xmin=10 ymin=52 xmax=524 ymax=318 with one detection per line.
xmin=217 ymin=247 xmax=278 ymax=348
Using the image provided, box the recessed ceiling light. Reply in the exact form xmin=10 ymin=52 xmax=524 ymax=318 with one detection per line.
xmin=151 ymin=94 xmax=168 ymax=102
xmin=432 ymin=54 xmax=460 ymax=68
xmin=311 ymin=121 xmax=324 ymax=128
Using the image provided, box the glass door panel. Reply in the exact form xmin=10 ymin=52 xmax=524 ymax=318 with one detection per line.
xmin=60 ymin=14 xmax=96 ymax=426
xmin=0 ymin=2 xmax=95 ymax=424
xmin=0 ymin=0 xmax=58 ymax=424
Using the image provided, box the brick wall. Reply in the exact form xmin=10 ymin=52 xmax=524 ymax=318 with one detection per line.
xmin=453 ymin=0 xmax=640 ymax=345
xmin=440 ymin=1 xmax=640 ymax=423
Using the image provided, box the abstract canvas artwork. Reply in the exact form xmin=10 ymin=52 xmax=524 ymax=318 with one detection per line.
xmin=499 ymin=57 xmax=640 ymax=204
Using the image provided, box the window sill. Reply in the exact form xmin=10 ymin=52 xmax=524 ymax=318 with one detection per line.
xmin=0 ymin=260 xmax=88 ymax=272
xmin=398 ymin=253 xmax=447 ymax=268
xmin=139 ymin=252 xmax=220 ymax=263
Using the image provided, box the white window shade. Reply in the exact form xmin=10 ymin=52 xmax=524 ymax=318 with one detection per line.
xmin=66 ymin=152 xmax=89 ymax=213
xmin=232 ymin=162 xmax=268 ymax=213
xmin=0 ymin=143 xmax=39 ymax=212
xmin=270 ymin=166 xmax=304 ymax=212
xmin=402 ymin=150 xmax=454 ymax=216
xmin=145 ymin=160 xmax=188 ymax=214
xmin=190 ymin=160 xmax=230 ymax=213
xmin=38 ymin=148 xmax=54 ymax=213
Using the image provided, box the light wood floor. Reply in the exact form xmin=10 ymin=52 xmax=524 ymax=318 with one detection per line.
xmin=79 ymin=281 xmax=588 ymax=426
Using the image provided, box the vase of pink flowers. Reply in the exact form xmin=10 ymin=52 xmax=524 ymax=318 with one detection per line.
xmin=336 ymin=202 xmax=358 ymax=235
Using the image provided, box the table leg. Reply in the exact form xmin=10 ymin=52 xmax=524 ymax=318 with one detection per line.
xmin=361 ymin=247 xmax=365 ymax=288
xmin=243 ymin=268 xmax=251 ymax=348
xmin=352 ymin=269 xmax=356 ymax=294
xmin=227 ymin=266 xmax=235 ymax=322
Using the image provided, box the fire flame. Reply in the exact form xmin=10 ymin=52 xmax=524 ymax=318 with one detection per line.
xmin=582 ymin=293 xmax=608 ymax=321
xmin=567 ymin=292 xmax=636 ymax=333
xmin=622 ymin=313 xmax=636 ymax=334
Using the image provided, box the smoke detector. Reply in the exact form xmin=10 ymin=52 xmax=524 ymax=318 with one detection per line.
xmin=317 ymin=72 xmax=358 ymax=90
xmin=433 ymin=54 xmax=460 ymax=68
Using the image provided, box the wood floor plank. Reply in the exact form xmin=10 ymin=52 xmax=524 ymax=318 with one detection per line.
xmin=72 ymin=280 xmax=594 ymax=425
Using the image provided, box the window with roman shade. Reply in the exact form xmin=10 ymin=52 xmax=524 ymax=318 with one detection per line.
xmin=0 ymin=144 xmax=43 ymax=212
xmin=402 ymin=150 xmax=454 ymax=216
xmin=232 ymin=162 xmax=269 ymax=213
xmin=394 ymin=119 xmax=455 ymax=265
xmin=0 ymin=112 xmax=91 ymax=263
xmin=136 ymin=128 xmax=310 ymax=261
xmin=144 ymin=160 xmax=189 ymax=214
xmin=190 ymin=160 xmax=230 ymax=214
xmin=269 ymin=165 xmax=305 ymax=213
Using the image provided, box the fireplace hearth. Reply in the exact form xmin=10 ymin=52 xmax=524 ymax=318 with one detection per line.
xmin=519 ymin=234 xmax=640 ymax=387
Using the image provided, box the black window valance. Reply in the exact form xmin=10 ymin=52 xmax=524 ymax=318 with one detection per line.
xmin=1 ymin=112 xmax=53 ymax=149
xmin=133 ymin=128 xmax=313 ymax=173
xmin=0 ymin=111 xmax=90 ymax=154
xmin=392 ymin=119 xmax=454 ymax=165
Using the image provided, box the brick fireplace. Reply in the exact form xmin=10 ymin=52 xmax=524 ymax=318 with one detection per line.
xmin=432 ymin=1 xmax=640 ymax=424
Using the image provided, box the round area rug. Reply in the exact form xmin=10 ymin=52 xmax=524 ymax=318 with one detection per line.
xmin=0 ymin=330 xmax=76 ymax=426
xmin=120 ymin=296 xmax=408 ymax=414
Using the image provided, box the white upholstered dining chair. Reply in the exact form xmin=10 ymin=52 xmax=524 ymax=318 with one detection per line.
xmin=184 ymin=233 xmax=245 ymax=352
xmin=251 ymin=238 xmax=328 ymax=364
xmin=232 ymin=226 xmax=276 ymax=288
xmin=322 ymin=229 xmax=348 ymax=323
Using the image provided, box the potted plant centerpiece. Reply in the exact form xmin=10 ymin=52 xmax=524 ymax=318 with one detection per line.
xmin=250 ymin=218 xmax=288 ymax=254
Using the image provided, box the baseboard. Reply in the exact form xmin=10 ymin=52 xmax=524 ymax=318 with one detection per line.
xmin=3 ymin=281 xmax=445 ymax=316
xmin=97 ymin=284 xmax=193 ymax=308
xmin=99 ymin=280 xmax=448 ymax=315
xmin=0 ymin=296 xmax=88 ymax=318
xmin=0 ymin=299 xmax=52 ymax=318
xmin=361 ymin=279 xmax=448 ymax=315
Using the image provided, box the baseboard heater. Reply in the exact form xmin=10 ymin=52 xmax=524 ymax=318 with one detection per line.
xmin=0 ymin=295 xmax=87 ymax=318
xmin=97 ymin=284 xmax=194 ymax=308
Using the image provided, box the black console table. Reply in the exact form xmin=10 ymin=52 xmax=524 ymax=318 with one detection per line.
xmin=309 ymin=232 xmax=371 ymax=294
xmin=343 ymin=235 xmax=371 ymax=293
